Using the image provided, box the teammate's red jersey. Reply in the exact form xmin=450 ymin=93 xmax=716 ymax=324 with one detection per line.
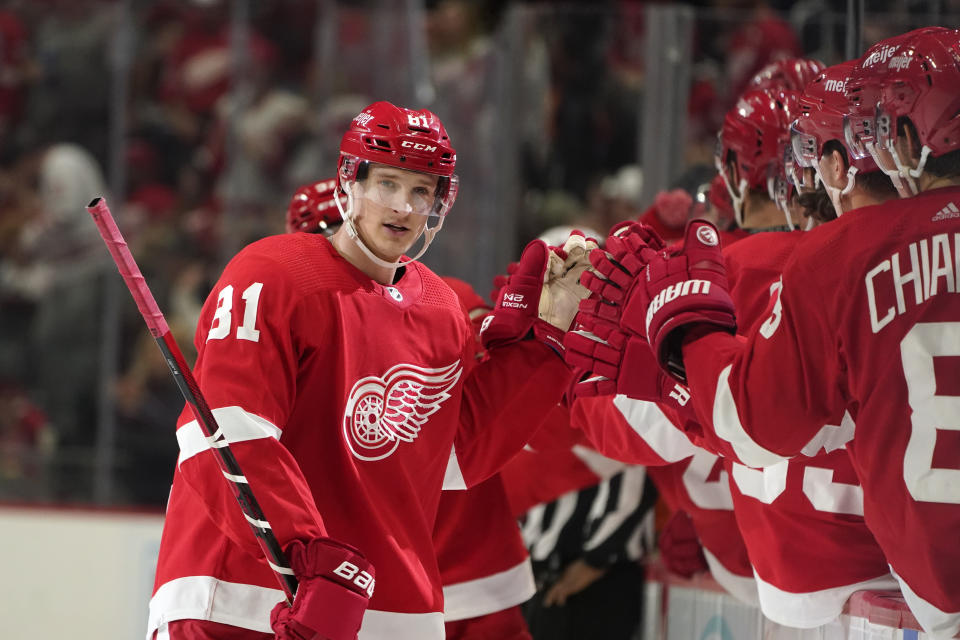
xmin=434 ymin=475 xmax=534 ymax=622
xmin=433 ymin=277 xmax=534 ymax=626
xmin=719 ymin=230 xmax=897 ymax=627
xmin=683 ymin=186 xmax=960 ymax=637
xmin=568 ymin=395 xmax=757 ymax=603
xmin=646 ymin=457 xmax=757 ymax=605
xmin=147 ymin=233 xmax=570 ymax=640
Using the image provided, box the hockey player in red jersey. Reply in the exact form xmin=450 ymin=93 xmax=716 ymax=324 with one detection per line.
xmin=570 ymin=61 xmax=907 ymax=627
xmin=148 ymin=101 xmax=593 ymax=640
xmin=575 ymin=29 xmax=960 ymax=639
xmin=433 ymin=276 xmax=535 ymax=640
xmin=283 ymin=182 xmax=536 ymax=640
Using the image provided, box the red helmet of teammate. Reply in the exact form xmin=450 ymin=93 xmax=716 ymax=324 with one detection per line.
xmin=286 ymin=179 xmax=344 ymax=235
xmin=843 ymin=27 xmax=953 ymax=195
xmin=338 ymin=100 xmax=458 ymax=218
xmin=790 ymin=61 xmax=873 ymax=217
xmin=873 ymin=29 xmax=960 ymax=192
xmin=789 ymin=63 xmax=870 ymax=181
xmin=716 ymin=89 xmax=799 ymax=227
xmin=749 ymin=57 xmax=826 ymax=93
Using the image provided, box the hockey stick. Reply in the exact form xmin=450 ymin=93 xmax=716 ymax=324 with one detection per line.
xmin=86 ymin=197 xmax=297 ymax=603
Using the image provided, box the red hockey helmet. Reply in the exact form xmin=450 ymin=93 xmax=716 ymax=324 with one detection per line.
xmin=874 ymin=29 xmax=960 ymax=159
xmin=338 ymin=101 xmax=458 ymax=218
xmin=843 ymin=27 xmax=951 ymax=162
xmin=286 ymin=179 xmax=344 ymax=235
xmin=716 ymin=89 xmax=799 ymax=225
xmin=749 ymin=57 xmax=826 ymax=93
xmin=790 ymin=61 xmax=873 ymax=186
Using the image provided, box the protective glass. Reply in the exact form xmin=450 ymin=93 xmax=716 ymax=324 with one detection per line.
xmin=789 ymin=124 xmax=820 ymax=191
xmin=358 ymin=172 xmax=458 ymax=218
xmin=842 ymin=113 xmax=876 ymax=160
xmin=713 ymin=133 xmax=724 ymax=172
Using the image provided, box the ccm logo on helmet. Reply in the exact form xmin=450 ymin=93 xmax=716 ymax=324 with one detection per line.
xmin=401 ymin=141 xmax=438 ymax=153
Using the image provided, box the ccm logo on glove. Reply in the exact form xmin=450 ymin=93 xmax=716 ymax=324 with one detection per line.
xmin=646 ymin=279 xmax=714 ymax=334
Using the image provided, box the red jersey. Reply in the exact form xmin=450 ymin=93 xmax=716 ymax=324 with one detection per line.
xmin=683 ymin=186 xmax=960 ymax=637
xmin=568 ymin=395 xmax=757 ymax=603
xmin=147 ymin=234 xmax=570 ymax=640
xmin=647 ymin=456 xmax=757 ymax=605
xmin=433 ymin=277 xmax=534 ymax=623
xmin=500 ymin=404 xmax=627 ymax=518
xmin=719 ymin=231 xmax=896 ymax=627
xmin=434 ymin=475 xmax=534 ymax=621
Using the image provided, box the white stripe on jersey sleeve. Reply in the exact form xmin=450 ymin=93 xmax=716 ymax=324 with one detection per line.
xmin=176 ymin=406 xmax=282 ymax=466
xmin=713 ymin=365 xmax=789 ymax=468
xmin=571 ymin=444 xmax=628 ymax=479
xmin=613 ymin=394 xmax=701 ymax=463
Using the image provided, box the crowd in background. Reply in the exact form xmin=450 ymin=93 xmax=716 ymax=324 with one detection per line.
xmin=0 ymin=0 xmax=951 ymax=537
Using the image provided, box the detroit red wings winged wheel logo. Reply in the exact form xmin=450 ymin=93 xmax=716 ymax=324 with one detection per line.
xmin=343 ymin=361 xmax=463 ymax=461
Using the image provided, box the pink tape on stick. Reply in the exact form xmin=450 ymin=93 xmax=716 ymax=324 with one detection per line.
xmin=86 ymin=197 xmax=170 ymax=337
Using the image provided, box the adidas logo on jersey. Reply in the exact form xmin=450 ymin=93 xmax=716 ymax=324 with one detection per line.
xmin=646 ymin=279 xmax=712 ymax=334
xmin=931 ymin=202 xmax=960 ymax=222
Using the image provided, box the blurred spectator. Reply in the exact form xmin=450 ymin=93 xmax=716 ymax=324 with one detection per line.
xmin=0 ymin=9 xmax=35 ymax=161
xmin=0 ymin=379 xmax=54 ymax=500
xmin=112 ymin=321 xmax=192 ymax=506
xmin=19 ymin=144 xmax=110 ymax=467
xmin=721 ymin=1 xmax=802 ymax=102
xmin=581 ymin=164 xmax=643 ymax=238
xmin=23 ymin=2 xmax=112 ymax=161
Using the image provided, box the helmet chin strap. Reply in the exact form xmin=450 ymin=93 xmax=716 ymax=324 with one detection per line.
xmin=866 ymin=140 xmax=912 ymax=198
xmin=815 ymin=163 xmax=858 ymax=218
xmin=335 ymin=182 xmax=443 ymax=270
xmin=767 ymin=175 xmax=795 ymax=231
xmin=889 ymin=142 xmax=931 ymax=196
xmin=721 ymin=172 xmax=748 ymax=228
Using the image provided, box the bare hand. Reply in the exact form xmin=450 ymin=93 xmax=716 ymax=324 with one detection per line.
xmin=542 ymin=559 xmax=607 ymax=607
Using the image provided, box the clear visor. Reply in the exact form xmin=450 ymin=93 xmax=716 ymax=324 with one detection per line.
xmin=355 ymin=171 xmax=458 ymax=218
xmin=766 ymin=162 xmax=792 ymax=213
xmin=789 ymin=124 xmax=820 ymax=191
xmin=713 ymin=133 xmax=724 ymax=172
xmin=842 ymin=113 xmax=876 ymax=160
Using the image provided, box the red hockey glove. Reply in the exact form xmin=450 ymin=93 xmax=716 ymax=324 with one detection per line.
xmin=564 ymin=312 xmax=693 ymax=409
xmin=584 ymin=221 xmax=735 ymax=382
xmin=481 ymin=234 xmax=597 ymax=355
xmin=579 ymin=220 xmax=667 ymax=306
xmin=271 ymin=538 xmax=375 ymax=640
xmin=489 ymin=260 xmax=519 ymax=307
xmin=658 ymin=510 xmax=708 ymax=579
